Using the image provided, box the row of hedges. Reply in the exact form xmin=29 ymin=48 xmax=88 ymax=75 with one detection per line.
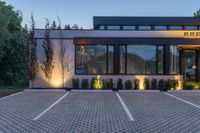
xmin=182 ymin=81 xmax=200 ymax=90
xmin=72 ymin=78 xmax=193 ymax=90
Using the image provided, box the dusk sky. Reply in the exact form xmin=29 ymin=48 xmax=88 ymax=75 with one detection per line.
xmin=4 ymin=0 xmax=200 ymax=29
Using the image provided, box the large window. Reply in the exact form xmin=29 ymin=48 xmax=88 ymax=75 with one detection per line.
xmin=138 ymin=26 xmax=151 ymax=30
xmin=170 ymin=26 xmax=182 ymax=30
xmin=107 ymin=26 xmax=120 ymax=30
xmin=75 ymin=45 xmax=170 ymax=75
xmin=76 ymin=45 xmax=107 ymax=74
xmin=170 ymin=45 xmax=179 ymax=74
xmin=185 ymin=26 xmax=198 ymax=30
xmin=127 ymin=45 xmax=157 ymax=74
xmin=123 ymin=26 xmax=136 ymax=30
xmin=108 ymin=46 xmax=114 ymax=73
xmin=154 ymin=26 xmax=167 ymax=30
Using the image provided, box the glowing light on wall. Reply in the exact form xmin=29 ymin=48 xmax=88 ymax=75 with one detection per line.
xmin=135 ymin=75 xmax=148 ymax=90
xmin=94 ymin=75 xmax=104 ymax=89
xmin=174 ymin=75 xmax=182 ymax=90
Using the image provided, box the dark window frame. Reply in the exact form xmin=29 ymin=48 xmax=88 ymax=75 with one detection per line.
xmin=75 ymin=44 xmax=176 ymax=75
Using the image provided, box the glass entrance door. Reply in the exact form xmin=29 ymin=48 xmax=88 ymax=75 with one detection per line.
xmin=184 ymin=51 xmax=197 ymax=81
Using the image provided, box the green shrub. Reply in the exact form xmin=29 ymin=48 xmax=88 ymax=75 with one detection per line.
xmin=81 ymin=79 xmax=89 ymax=89
xmin=90 ymin=78 xmax=95 ymax=89
xmin=134 ymin=79 xmax=140 ymax=90
xmin=184 ymin=82 xmax=200 ymax=90
xmin=144 ymin=78 xmax=150 ymax=90
xmin=72 ymin=78 xmax=79 ymax=89
xmin=106 ymin=78 xmax=113 ymax=90
xmin=125 ymin=80 xmax=132 ymax=90
xmin=172 ymin=79 xmax=179 ymax=90
xmin=151 ymin=79 xmax=158 ymax=90
xmin=165 ymin=79 xmax=171 ymax=90
xmin=158 ymin=79 xmax=166 ymax=91
xmin=117 ymin=78 xmax=123 ymax=89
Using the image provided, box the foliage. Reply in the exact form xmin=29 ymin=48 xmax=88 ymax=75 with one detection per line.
xmin=184 ymin=82 xmax=200 ymax=90
xmin=106 ymin=78 xmax=113 ymax=90
xmin=151 ymin=79 xmax=158 ymax=90
xmin=125 ymin=80 xmax=132 ymax=90
xmin=144 ymin=78 xmax=150 ymax=90
xmin=0 ymin=1 xmax=29 ymax=86
xmin=90 ymin=78 xmax=95 ymax=89
xmin=81 ymin=79 xmax=89 ymax=89
xmin=41 ymin=19 xmax=54 ymax=87
xmin=93 ymin=78 xmax=104 ymax=89
xmin=117 ymin=78 xmax=123 ymax=89
xmin=28 ymin=14 xmax=39 ymax=88
xmin=64 ymin=24 xmax=71 ymax=30
xmin=50 ymin=21 xmax=57 ymax=29
xmin=194 ymin=9 xmax=200 ymax=17
xmin=134 ymin=79 xmax=140 ymax=90
xmin=72 ymin=79 xmax=79 ymax=89
xmin=158 ymin=79 xmax=166 ymax=91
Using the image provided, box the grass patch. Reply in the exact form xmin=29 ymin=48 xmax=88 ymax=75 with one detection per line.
xmin=0 ymin=86 xmax=24 ymax=98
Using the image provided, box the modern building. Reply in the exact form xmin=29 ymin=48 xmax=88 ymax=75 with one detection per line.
xmin=33 ymin=16 xmax=200 ymax=88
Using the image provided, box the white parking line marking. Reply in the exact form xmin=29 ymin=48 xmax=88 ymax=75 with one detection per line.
xmin=33 ymin=92 xmax=70 ymax=121
xmin=165 ymin=92 xmax=200 ymax=109
xmin=0 ymin=92 xmax=23 ymax=100
xmin=116 ymin=92 xmax=134 ymax=121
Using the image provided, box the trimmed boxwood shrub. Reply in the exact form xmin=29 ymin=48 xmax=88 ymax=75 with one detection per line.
xmin=125 ymin=80 xmax=132 ymax=90
xmin=151 ymin=79 xmax=158 ymax=90
xmin=144 ymin=78 xmax=150 ymax=90
xmin=72 ymin=78 xmax=79 ymax=89
xmin=106 ymin=78 xmax=113 ymax=90
xmin=158 ymin=79 xmax=166 ymax=91
xmin=117 ymin=78 xmax=123 ymax=89
xmin=82 ymin=79 xmax=89 ymax=89
xmin=134 ymin=79 xmax=140 ymax=90
xmin=184 ymin=82 xmax=200 ymax=90
xmin=90 ymin=78 xmax=95 ymax=89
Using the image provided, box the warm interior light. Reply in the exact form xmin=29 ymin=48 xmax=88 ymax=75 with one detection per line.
xmin=174 ymin=75 xmax=182 ymax=90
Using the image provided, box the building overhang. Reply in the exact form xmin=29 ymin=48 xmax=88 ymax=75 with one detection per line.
xmin=74 ymin=37 xmax=200 ymax=45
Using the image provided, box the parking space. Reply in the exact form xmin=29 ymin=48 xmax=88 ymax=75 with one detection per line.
xmin=1 ymin=91 xmax=200 ymax=132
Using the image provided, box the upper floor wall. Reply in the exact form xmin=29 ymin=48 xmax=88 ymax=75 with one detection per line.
xmin=93 ymin=16 xmax=200 ymax=30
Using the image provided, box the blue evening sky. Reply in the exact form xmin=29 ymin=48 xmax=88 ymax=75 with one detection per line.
xmin=3 ymin=0 xmax=199 ymax=29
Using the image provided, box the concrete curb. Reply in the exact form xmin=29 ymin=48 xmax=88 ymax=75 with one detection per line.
xmin=71 ymin=89 xmax=113 ymax=92
xmin=24 ymin=89 xmax=67 ymax=92
xmin=168 ymin=90 xmax=200 ymax=93
xmin=118 ymin=90 xmax=160 ymax=93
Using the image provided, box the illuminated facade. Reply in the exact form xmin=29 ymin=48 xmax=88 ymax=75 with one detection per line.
xmin=33 ymin=17 xmax=200 ymax=88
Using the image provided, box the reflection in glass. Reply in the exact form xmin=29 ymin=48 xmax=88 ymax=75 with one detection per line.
xmin=120 ymin=46 xmax=126 ymax=73
xmin=170 ymin=26 xmax=182 ymax=30
xmin=158 ymin=46 xmax=164 ymax=74
xmin=185 ymin=26 xmax=198 ymax=30
xmin=184 ymin=51 xmax=196 ymax=81
xmin=154 ymin=26 xmax=167 ymax=30
xmin=107 ymin=26 xmax=120 ymax=30
xmin=123 ymin=26 xmax=136 ymax=30
xmin=76 ymin=45 xmax=107 ymax=74
xmin=170 ymin=45 xmax=179 ymax=74
xmin=127 ymin=45 xmax=157 ymax=74
xmin=108 ymin=46 xmax=114 ymax=73
xmin=138 ymin=26 xmax=151 ymax=30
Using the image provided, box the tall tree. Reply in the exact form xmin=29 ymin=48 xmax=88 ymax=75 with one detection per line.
xmin=57 ymin=17 xmax=73 ymax=88
xmin=71 ymin=24 xmax=79 ymax=30
xmin=28 ymin=14 xmax=39 ymax=88
xmin=0 ymin=1 xmax=29 ymax=86
xmin=41 ymin=19 xmax=54 ymax=87
xmin=64 ymin=24 xmax=71 ymax=30
xmin=50 ymin=20 xmax=57 ymax=29
xmin=194 ymin=9 xmax=200 ymax=17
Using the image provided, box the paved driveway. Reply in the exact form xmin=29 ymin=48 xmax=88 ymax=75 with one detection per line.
xmin=0 ymin=91 xmax=200 ymax=132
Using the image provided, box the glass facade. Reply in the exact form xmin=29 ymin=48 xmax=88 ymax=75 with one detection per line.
xmin=170 ymin=26 xmax=183 ymax=30
xmin=123 ymin=26 xmax=136 ymax=30
xmin=76 ymin=45 xmax=107 ymax=74
xmin=138 ymin=26 xmax=151 ymax=30
xmin=75 ymin=45 xmax=179 ymax=75
xmin=107 ymin=26 xmax=120 ymax=30
xmin=185 ymin=26 xmax=198 ymax=30
xmin=108 ymin=46 xmax=114 ymax=73
xmin=170 ymin=45 xmax=179 ymax=74
xmin=127 ymin=45 xmax=157 ymax=74
xmin=154 ymin=26 xmax=167 ymax=30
